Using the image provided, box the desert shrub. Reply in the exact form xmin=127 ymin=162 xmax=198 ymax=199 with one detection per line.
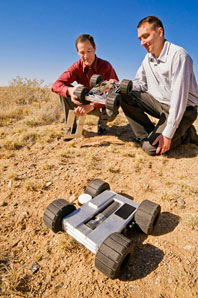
xmin=0 ymin=104 xmax=24 ymax=126
xmin=0 ymin=77 xmax=62 ymax=126
xmin=25 ymin=101 xmax=62 ymax=126
xmin=7 ymin=76 xmax=51 ymax=105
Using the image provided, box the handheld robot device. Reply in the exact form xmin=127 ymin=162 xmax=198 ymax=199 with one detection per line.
xmin=43 ymin=179 xmax=161 ymax=279
xmin=74 ymin=74 xmax=132 ymax=115
xmin=64 ymin=75 xmax=132 ymax=140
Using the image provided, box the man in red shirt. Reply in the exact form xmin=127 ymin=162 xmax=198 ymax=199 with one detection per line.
xmin=52 ymin=34 xmax=119 ymax=138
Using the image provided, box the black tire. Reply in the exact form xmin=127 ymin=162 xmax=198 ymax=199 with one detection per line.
xmin=90 ymin=74 xmax=103 ymax=88
xmin=95 ymin=232 xmax=134 ymax=279
xmin=84 ymin=179 xmax=110 ymax=198
xmin=106 ymin=93 xmax=121 ymax=111
xmin=134 ymin=200 xmax=161 ymax=234
xmin=120 ymin=79 xmax=133 ymax=95
xmin=74 ymin=86 xmax=89 ymax=103
xmin=43 ymin=199 xmax=76 ymax=233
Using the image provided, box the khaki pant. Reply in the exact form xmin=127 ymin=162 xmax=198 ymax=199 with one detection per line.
xmin=60 ymin=96 xmax=118 ymax=129
xmin=121 ymin=91 xmax=197 ymax=155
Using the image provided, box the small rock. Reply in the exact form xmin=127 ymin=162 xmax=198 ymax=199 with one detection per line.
xmin=55 ymin=282 xmax=64 ymax=290
xmin=30 ymin=262 xmax=40 ymax=274
xmin=45 ymin=181 xmax=52 ymax=188
xmin=155 ymin=279 xmax=160 ymax=285
xmin=184 ymin=245 xmax=192 ymax=251
xmin=69 ymin=194 xmax=76 ymax=202
xmin=179 ymin=205 xmax=186 ymax=209
xmin=177 ymin=198 xmax=185 ymax=204
xmin=8 ymin=180 xmax=12 ymax=188
xmin=29 ymin=163 xmax=36 ymax=168
xmin=13 ymin=202 xmax=18 ymax=207
xmin=23 ymin=211 xmax=30 ymax=217
xmin=0 ymin=201 xmax=8 ymax=207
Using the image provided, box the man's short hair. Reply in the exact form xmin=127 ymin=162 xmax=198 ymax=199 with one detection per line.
xmin=75 ymin=34 xmax=96 ymax=51
xmin=137 ymin=16 xmax=164 ymax=36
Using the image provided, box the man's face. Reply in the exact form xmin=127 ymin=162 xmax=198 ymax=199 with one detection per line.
xmin=77 ymin=39 xmax=96 ymax=67
xmin=137 ymin=22 xmax=164 ymax=57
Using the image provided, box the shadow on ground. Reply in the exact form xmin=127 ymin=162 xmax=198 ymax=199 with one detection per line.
xmin=119 ymin=211 xmax=179 ymax=281
xmin=120 ymin=242 xmax=164 ymax=281
xmin=83 ymin=124 xmax=134 ymax=142
xmin=83 ymin=124 xmax=198 ymax=158
xmin=166 ymin=143 xmax=198 ymax=159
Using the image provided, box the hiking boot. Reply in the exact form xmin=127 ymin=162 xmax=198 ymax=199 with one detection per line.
xmin=97 ymin=119 xmax=107 ymax=136
xmin=132 ymin=136 xmax=141 ymax=143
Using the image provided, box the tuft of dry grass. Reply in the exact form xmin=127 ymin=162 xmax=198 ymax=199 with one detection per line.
xmin=186 ymin=214 xmax=198 ymax=230
xmin=0 ymin=261 xmax=29 ymax=297
xmin=24 ymin=101 xmax=62 ymax=127
xmin=80 ymin=150 xmax=100 ymax=171
xmin=0 ymin=105 xmax=24 ymax=126
xmin=56 ymin=232 xmax=79 ymax=252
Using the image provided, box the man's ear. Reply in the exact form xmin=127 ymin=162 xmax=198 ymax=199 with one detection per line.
xmin=158 ymin=27 xmax=164 ymax=37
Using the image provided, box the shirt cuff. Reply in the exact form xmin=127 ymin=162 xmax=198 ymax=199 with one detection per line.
xmin=93 ymin=102 xmax=105 ymax=110
xmin=162 ymin=125 xmax=177 ymax=139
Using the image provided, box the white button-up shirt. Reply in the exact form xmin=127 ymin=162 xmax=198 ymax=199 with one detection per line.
xmin=133 ymin=40 xmax=198 ymax=138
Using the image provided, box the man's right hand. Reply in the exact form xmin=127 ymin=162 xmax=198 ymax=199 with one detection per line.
xmin=67 ymin=84 xmax=84 ymax=105
xmin=152 ymin=134 xmax=172 ymax=154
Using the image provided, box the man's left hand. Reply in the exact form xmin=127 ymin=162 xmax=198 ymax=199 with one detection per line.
xmin=74 ymin=104 xmax=94 ymax=116
xmin=152 ymin=134 xmax=172 ymax=154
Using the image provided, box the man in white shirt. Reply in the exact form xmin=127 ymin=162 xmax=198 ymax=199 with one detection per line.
xmin=121 ymin=16 xmax=198 ymax=155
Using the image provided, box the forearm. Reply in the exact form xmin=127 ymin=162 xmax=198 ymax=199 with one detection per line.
xmin=51 ymin=65 xmax=77 ymax=97
xmin=51 ymin=80 xmax=71 ymax=97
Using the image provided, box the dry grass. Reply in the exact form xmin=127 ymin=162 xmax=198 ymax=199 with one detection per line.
xmin=0 ymin=261 xmax=29 ymax=297
xmin=0 ymin=77 xmax=62 ymax=130
xmin=55 ymin=232 xmax=79 ymax=252
xmin=186 ymin=214 xmax=198 ymax=230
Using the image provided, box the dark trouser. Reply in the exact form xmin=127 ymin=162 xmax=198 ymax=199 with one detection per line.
xmin=121 ymin=91 xmax=197 ymax=155
xmin=60 ymin=96 xmax=118 ymax=129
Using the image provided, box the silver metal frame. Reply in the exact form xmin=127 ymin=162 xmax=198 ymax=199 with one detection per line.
xmin=64 ymin=110 xmax=86 ymax=140
xmin=62 ymin=190 xmax=139 ymax=254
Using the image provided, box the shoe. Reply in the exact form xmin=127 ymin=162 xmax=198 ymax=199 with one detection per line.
xmin=132 ymin=136 xmax=141 ymax=143
xmin=97 ymin=126 xmax=107 ymax=135
xmin=187 ymin=125 xmax=198 ymax=145
xmin=63 ymin=126 xmax=77 ymax=141
xmin=97 ymin=119 xmax=107 ymax=136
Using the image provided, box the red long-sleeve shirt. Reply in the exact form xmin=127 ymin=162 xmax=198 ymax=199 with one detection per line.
xmin=51 ymin=56 xmax=119 ymax=109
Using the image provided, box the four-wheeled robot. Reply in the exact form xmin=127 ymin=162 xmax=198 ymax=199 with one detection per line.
xmin=63 ymin=75 xmax=132 ymax=140
xmin=74 ymin=74 xmax=132 ymax=116
xmin=43 ymin=179 xmax=161 ymax=279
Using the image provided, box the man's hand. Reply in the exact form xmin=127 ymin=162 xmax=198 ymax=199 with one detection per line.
xmin=67 ymin=84 xmax=84 ymax=105
xmin=74 ymin=104 xmax=94 ymax=116
xmin=109 ymin=79 xmax=118 ymax=83
xmin=152 ymin=134 xmax=172 ymax=154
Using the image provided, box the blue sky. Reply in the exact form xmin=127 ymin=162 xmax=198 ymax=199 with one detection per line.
xmin=1 ymin=0 xmax=198 ymax=86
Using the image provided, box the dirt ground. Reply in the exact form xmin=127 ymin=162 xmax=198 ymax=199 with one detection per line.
xmin=0 ymin=109 xmax=198 ymax=298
